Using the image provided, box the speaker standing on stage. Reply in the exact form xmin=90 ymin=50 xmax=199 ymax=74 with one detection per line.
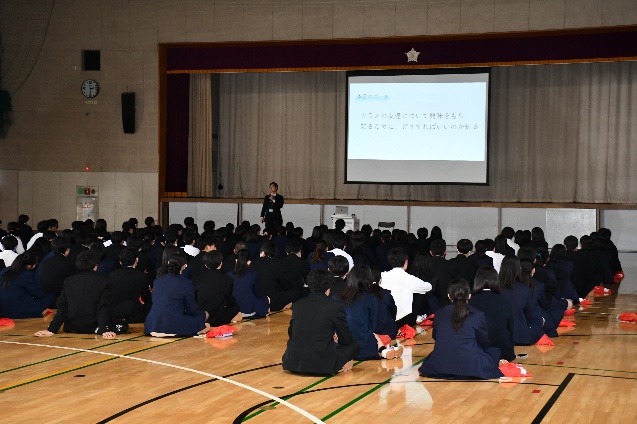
xmin=260 ymin=182 xmax=284 ymax=231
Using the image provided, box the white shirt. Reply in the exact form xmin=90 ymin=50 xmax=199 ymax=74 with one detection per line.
xmin=0 ymin=250 xmax=18 ymax=267
xmin=485 ymin=251 xmax=504 ymax=273
xmin=26 ymin=232 xmax=44 ymax=250
xmin=0 ymin=235 xmax=24 ymax=254
xmin=380 ymin=267 xmax=432 ymax=320
xmin=329 ymin=248 xmax=354 ymax=271
xmin=506 ymin=239 xmax=520 ymax=255
xmin=183 ymin=245 xmax=200 ymax=257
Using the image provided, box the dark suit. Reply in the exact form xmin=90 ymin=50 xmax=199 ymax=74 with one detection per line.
xmin=37 ymin=253 xmax=76 ymax=305
xmin=193 ymin=268 xmax=241 ymax=326
xmin=251 ymin=256 xmax=302 ymax=311
xmin=109 ymin=266 xmax=151 ymax=323
xmin=430 ymin=256 xmax=453 ymax=309
xmin=67 ymin=246 xmax=89 ymax=268
xmin=570 ymin=249 xmax=603 ymax=297
xmin=48 ymin=271 xmax=113 ymax=335
xmin=260 ymin=193 xmax=284 ymax=230
xmin=468 ymin=252 xmax=494 ymax=268
xmin=418 ymin=304 xmax=503 ymax=379
xmin=282 ymin=292 xmax=359 ymax=375
xmin=188 ymin=251 xmax=208 ymax=281
xmin=374 ymin=244 xmax=392 ymax=272
xmin=470 ymin=290 xmax=516 ymax=361
xmin=448 ymin=254 xmax=479 ymax=288
xmin=280 ymin=254 xmax=310 ymax=290
xmin=329 ymin=275 xmax=347 ymax=299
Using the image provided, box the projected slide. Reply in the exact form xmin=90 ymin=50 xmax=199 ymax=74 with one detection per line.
xmin=346 ymin=70 xmax=490 ymax=184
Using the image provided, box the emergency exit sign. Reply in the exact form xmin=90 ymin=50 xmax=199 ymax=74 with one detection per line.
xmin=77 ymin=186 xmax=98 ymax=196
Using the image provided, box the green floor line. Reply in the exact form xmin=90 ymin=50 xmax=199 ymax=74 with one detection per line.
xmin=0 ymin=337 xmax=187 ymax=392
xmin=242 ymin=361 xmax=364 ymax=421
xmin=0 ymin=335 xmax=145 ymax=375
xmin=322 ymin=357 xmax=426 ymax=421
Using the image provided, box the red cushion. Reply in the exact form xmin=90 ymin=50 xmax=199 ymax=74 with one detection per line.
xmin=397 ymin=324 xmax=416 ymax=339
xmin=206 ymin=324 xmax=238 ymax=338
xmin=618 ymin=312 xmax=637 ymax=323
xmin=499 ymin=362 xmax=533 ymax=377
xmin=535 ymin=334 xmax=555 ymax=346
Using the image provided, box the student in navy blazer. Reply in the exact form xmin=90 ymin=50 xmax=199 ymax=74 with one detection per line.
xmin=0 ymin=252 xmax=53 ymax=318
xmin=419 ymin=279 xmax=503 ymax=380
xmin=144 ymin=247 xmax=207 ymax=336
xmin=470 ymin=267 xmax=516 ymax=361
xmin=498 ymin=256 xmax=544 ymax=346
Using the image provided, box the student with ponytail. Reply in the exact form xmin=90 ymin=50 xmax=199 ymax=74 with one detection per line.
xmin=418 ymin=279 xmax=503 ymax=380
xmin=0 ymin=251 xmax=53 ymax=318
xmin=144 ymin=247 xmax=208 ymax=337
xmin=308 ymin=240 xmax=334 ymax=270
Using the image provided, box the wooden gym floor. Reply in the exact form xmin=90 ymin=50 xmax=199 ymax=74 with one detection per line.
xmin=2 ymin=278 xmax=637 ymax=423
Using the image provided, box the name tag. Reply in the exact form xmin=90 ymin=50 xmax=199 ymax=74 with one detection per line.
xmin=269 ymin=209 xmax=273 ymax=212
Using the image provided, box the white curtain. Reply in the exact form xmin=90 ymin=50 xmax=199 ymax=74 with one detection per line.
xmin=188 ymin=74 xmax=214 ymax=197
xmin=218 ymin=62 xmax=637 ymax=202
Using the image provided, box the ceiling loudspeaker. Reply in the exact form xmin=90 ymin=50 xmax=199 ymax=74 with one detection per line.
xmin=121 ymin=92 xmax=135 ymax=134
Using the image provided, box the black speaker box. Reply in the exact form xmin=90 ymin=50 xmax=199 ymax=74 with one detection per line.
xmin=82 ymin=50 xmax=100 ymax=71
xmin=121 ymin=92 xmax=135 ymax=134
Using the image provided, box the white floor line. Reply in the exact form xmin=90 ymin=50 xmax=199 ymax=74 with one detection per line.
xmin=0 ymin=340 xmax=324 ymax=423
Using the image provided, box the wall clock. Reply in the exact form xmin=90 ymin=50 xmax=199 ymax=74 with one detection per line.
xmin=81 ymin=79 xmax=99 ymax=98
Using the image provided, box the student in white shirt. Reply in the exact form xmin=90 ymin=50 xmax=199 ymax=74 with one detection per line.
xmin=380 ymin=247 xmax=432 ymax=327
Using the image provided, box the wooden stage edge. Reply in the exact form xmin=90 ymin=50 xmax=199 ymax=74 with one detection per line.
xmin=161 ymin=197 xmax=637 ymax=210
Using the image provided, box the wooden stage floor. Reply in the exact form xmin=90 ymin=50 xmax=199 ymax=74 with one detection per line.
xmin=1 ymin=289 xmax=636 ymax=423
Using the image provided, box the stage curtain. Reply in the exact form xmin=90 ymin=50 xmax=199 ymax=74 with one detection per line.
xmin=188 ymin=73 xmax=214 ymax=197
xmin=218 ymin=62 xmax=637 ymax=202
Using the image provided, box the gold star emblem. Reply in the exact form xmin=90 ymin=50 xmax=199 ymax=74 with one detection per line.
xmin=406 ymin=48 xmax=420 ymax=62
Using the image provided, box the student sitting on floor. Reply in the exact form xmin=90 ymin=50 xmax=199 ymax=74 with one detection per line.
xmin=227 ymin=249 xmax=269 ymax=319
xmin=336 ymin=265 xmax=403 ymax=360
xmin=498 ymin=255 xmax=544 ymax=346
xmin=418 ymin=279 xmax=504 ymax=380
xmin=144 ymin=247 xmax=208 ymax=337
xmin=193 ymin=250 xmax=242 ymax=326
xmin=109 ymin=249 xmax=151 ymax=324
xmin=380 ymin=247 xmax=432 ymax=327
xmin=470 ymin=266 xmax=516 ymax=362
xmin=0 ymin=251 xmax=53 ymax=318
xmin=282 ymin=269 xmax=359 ymax=375
xmin=35 ymin=251 xmax=118 ymax=339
